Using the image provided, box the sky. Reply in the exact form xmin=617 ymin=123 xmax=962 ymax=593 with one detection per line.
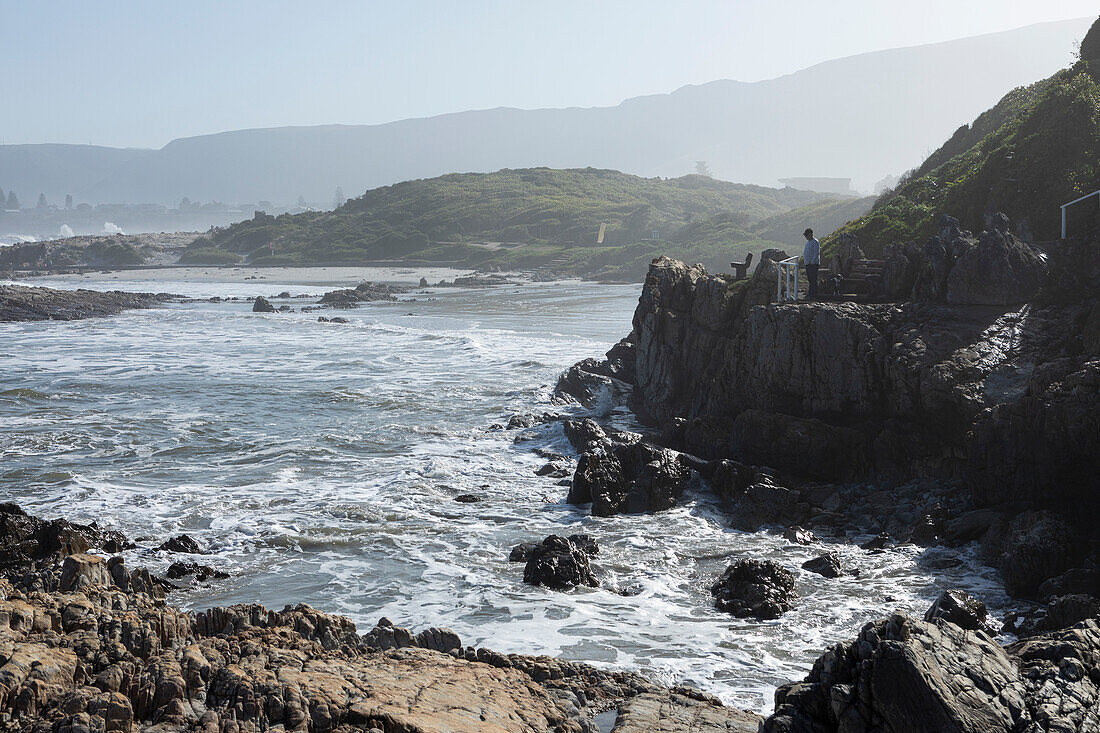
xmin=2 ymin=0 xmax=1096 ymax=148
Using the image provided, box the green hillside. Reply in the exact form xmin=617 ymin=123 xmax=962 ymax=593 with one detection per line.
xmin=830 ymin=28 xmax=1100 ymax=256
xmin=187 ymin=168 xmax=856 ymax=273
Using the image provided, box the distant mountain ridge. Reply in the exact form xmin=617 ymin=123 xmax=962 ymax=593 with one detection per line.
xmin=0 ymin=18 xmax=1091 ymax=206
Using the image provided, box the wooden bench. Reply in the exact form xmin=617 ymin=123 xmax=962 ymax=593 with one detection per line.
xmin=730 ymin=252 xmax=753 ymax=280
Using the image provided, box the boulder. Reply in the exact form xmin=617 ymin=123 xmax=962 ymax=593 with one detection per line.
xmin=711 ymin=559 xmax=797 ymax=619
xmin=945 ymin=219 xmax=1047 ymax=305
xmin=723 ymin=477 xmax=807 ymax=532
xmin=0 ymin=502 xmax=132 ymax=572
xmin=520 ymin=535 xmax=599 ymax=590
xmin=510 ymin=534 xmax=597 ymax=563
xmin=569 ymin=441 xmax=691 ymax=517
xmin=165 ymin=561 xmax=229 ymax=582
xmin=924 ymin=589 xmax=999 ymax=634
xmin=994 ymin=510 xmax=1083 ymax=598
xmin=553 ymin=359 xmax=631 ymax=413
xmin=59 ymin=553 xmax=113 ymax=591
xmin=157 ymin=534 xmax=207 ymax=554
xmin=765 ymin=614 xmax=1023 ymax=732
xmin=802 ymin=553 xmax=844 ymax=579
xmin=252 ymin=296 xmax=276 ymax=313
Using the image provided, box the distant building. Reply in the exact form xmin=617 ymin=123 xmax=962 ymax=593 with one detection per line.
xmin=778 ymin=177 xmax=855 ymax=195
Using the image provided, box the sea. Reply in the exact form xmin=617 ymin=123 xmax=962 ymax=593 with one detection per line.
xmin=0 ymin=266 xmax=1013 ymax=713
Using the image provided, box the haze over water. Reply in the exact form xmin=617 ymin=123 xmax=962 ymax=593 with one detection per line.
xmin=0 ymin=268 xmax=1012 ymax=712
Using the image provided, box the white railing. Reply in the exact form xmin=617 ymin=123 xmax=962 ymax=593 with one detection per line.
xmin=777 ymin=256 xmax=799 ymax=302
xmin=1061 ymin=190 xmax=1100 ymax=239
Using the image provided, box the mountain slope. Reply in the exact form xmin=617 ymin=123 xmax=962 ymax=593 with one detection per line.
xmin=832 ymin=23 xmax=1100 ymax=254
xmin=0 ymin=19 xmax=1090 ymax=206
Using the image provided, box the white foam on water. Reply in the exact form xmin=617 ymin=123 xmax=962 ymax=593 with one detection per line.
xmin=0 ymin=272 xmax=1017 ymax=715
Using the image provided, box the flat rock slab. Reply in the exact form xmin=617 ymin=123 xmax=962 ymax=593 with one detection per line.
xmin=0 ymin=284 xmax=167 ymax=321
xmin=611 ymin=691 xmax=762 ymax=732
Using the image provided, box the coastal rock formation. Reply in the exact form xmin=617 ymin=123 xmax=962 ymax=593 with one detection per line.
xmin=802 ymin=553 xmax=845 ymax=579
xmin=710 ymin=559 xmax=797 ymax=619
xmin=517 ymin=535 xmax=599 ymax=590
xmin=943 ymin=217 xmax=1047 ymax=306
xmin=317 ymin=281 xmax=405 ymax=308
xmin=924 ymin=589 xmax=999 ymax=634
xmin=583 ymin=241 xmax=1097 ymax=571
xmin=0 ymin=505 xmax=764 ymax=733
xmin=611 ymin=689 xmax=761 ymax=733
xmin=0 ymin=284 xmax=171 ymax=322
xmin=569 ymin=440 xmax=692 ymax=517
xmin=251 ymin=295 xmax=276 ymax=312
xmin=764 ymin=614 xmax=1100 ymax=733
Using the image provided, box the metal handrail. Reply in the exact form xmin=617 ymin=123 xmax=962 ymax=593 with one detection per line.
xmin=777 ymin=256 xmax=799 ymax=302
xmin=1061 ymin=190 xmax=1100 ymax=239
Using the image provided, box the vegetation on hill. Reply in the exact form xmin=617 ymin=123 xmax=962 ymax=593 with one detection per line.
xmin=830 ymin=27 xmax=1100 ymax=256
xmin=184 ymin=168 xmax=860 ymax=276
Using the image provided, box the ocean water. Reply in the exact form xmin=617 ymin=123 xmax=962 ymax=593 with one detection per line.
xmin=0 ymin=268 xmax=1012 ymax=713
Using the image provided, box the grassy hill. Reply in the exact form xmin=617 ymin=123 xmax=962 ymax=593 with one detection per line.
xmin=185 ymin=168 xmax=863 ymax=277
xmin=830 ymin=25 xmax=1100 ymax=256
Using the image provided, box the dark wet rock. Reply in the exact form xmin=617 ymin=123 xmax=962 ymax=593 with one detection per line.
xmin=989 ymin=510 xmax=1083 ymax=598
xmin=535 ymin=462 xmax=571 ymax=478
xmin=252 ymin=295 xmax=276 ymax=312
xmin=419 ymin=277 xmax=429 ymax=287
xmin=453 ymin=493 xmax=482 ymax=503
xmin=941 ymin=507 xmax=1002 ymax=545
xmin=565 ymin=533 xmax=599 ymax=557
xmin=554 ymin=359 xmax=631 ymax=412
xmin=859 ymin=533 xmax=891 ymax=551
xmin=0 ymin=284 xmax=172 ymax=322
xmin=561 ymin=418 xmax=611 ymax=452
xmin=801 ymin=553 xmax=845 ymax=579
xmin=317 ymin=282 xmax=405 ymax=308
xmin=509 ymin=542 xmax=541 ymax=562
xmin=711 ymin=559 xmax=797 ymax=619
xmin=1037 ymin=568 xmax=1100 ymax=600
xmin=1044 ymin=594 xmax=1100 ymax=632
xmin=165 ymin=561 xmax=229 ymax=582
xmin=157 ymin=534 xmax=207 ymax=554
xmin=723 ymin=477 xmax=807 ymax=532
xmin=569 ymin=441 xmax=691 ymax=517
xmin=0 ymin=502 xmax=132 ymax=575
xmin=520 ymin=535 xmax=598 ymax=590
xmin=924 ymin=589 xmax=999 ymax=633
xmin=507 ymin=412 xmax=556 ymax=430
xmin=765 ymin=614 xmax=1041 ymax=733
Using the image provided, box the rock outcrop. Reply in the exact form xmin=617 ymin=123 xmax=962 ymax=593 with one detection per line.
xmin=569 ymin=440 xmax=692 ymax=517
xmin=764 ymin=614 xmax=1100 ymax=733
xmin=0 ymin=504 xmax=763 ymax=733
xmin=0 ymin=284 xmax=172 ymax=322
xmin=710 ymin=559 xmax=797 ymax=620
xmin=512 ymin=535 xmax=600 ymax=590
xmin=924 ymin=589 xmax=999 ymax=634
xmin=317 ymin=282 xmax=406 ymax=308
xmin=251 ymin=295 xmax=276 ymax=312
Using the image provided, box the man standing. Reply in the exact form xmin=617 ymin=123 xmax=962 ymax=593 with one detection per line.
xmin=802 ymin=227 xmax=820 ymax=298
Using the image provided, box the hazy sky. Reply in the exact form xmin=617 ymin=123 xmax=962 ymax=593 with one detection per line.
xmin=2 ymin=1 xmax=1096 ymax=148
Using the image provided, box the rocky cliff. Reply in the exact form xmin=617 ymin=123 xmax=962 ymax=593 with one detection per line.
xmin=613 ymin=221 xmax=1098 ymax=512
